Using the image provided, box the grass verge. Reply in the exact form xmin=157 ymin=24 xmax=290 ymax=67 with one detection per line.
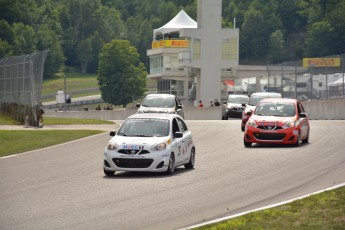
xmin=196 ymin=186 xmax=345 ymax=230
xmin=43 ymin=117 xmax=114 ymax=125
xmin=0 ymin=130 xmax=104 ymax=157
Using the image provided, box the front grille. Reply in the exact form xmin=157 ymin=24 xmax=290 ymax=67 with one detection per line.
xmin=254 ymin=132 xmax=286 ymax=140
xmin=118 ymin=149 xmax=150 ymax=155
xmin=257 ymin=126 xmax=283 ymax=130
xmin=112 ymin=158 xmax=153 ymax=168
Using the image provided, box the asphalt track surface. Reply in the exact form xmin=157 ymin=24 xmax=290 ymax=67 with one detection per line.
xmin=1 ymin=120 xmax=345 ymax=230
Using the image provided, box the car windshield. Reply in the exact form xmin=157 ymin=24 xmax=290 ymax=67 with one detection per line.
xmin=248 ymin=94 xmax=281 ymax=106
xmin=142 ymin=97 xmax=175 ymax=108
xmin=254 ymin=102 xmax=296 ymax=117
xmin=117 ymin=118 xmax=170 ymax=137
xmin=228 ymin=96 xmax=249 ymax=104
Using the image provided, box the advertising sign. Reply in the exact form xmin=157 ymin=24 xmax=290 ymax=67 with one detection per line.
xmin=303 ymin=58 xmax=341 ymax=68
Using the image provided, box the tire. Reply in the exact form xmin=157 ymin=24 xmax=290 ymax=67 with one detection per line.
xmin=166 ymin=153 xmax=175 ymax=175
xmin=244 ymin=136 xmax=252 ymax=147
xmin=184 ymin=148 xmax=195 ymax=169
xmin=104 ymin=168 xmax=115 ymax=176
xmin=302 ymin=132 xmax=309 ymax=144
xmin=295 ymin=134 xmax=300 ymax=147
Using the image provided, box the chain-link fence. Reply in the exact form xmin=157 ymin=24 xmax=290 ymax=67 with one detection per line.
xmin=265 ymin=53 xmax=345 ymax=100
xmin=0 ymin=51 xmax=48 ymax=126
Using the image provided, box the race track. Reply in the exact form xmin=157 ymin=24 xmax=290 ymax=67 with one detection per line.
xmin=1 ymin=120 xmax=345 ymax=230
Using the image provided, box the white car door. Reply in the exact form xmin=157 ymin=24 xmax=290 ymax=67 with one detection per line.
xmin=176 ymin=117 xmax=192 ymax=164
xmin=171 ymin=118 xmax=184 ymax=165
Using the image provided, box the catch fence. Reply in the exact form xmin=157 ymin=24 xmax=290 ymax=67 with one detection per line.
xmin=0 ymin=51 xmax=48 ymax=126
xmin=265 ymin=54 xmax=345 ymax=100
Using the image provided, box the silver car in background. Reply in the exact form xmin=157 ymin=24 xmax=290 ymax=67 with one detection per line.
xmin=136 ymin=94 xmax=184 ymax=118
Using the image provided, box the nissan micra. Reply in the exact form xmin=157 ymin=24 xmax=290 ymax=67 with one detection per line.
xmin=243 ymin=98 xmax=310 ymax=147
xmin=103 ymin=113 xmax=195 ymax=176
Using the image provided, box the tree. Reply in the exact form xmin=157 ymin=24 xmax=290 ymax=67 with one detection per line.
xmin=97 ymin=40 xmax=147 ymax=107
xmin=304 ymin=20 xmax=335 ymax=57
xmin=77 ymin=38 xmax=92 ymax=73
xmin=267 ymin=30 xmax=287 ymax=63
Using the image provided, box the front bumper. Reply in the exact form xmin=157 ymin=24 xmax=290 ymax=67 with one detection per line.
xmin=227 ymin=109 xmax=243 ymax=118
xmin=244 ymin=126 xmax=299 ymax=145
xmin=104 ymin=149 xmax=171 ymax=172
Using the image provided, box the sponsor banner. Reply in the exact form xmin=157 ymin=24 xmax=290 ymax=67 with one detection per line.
xmin=152 ymin=40 xmax=189 ymax=48
xmin=303 ymin=58 xmax=341 ymax=68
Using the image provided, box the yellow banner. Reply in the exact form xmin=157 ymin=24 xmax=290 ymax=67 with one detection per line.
xmin=152 ymin=40 xmax=189 ymax=49
xmin=303 ymin=58 xmax=341 ymax=67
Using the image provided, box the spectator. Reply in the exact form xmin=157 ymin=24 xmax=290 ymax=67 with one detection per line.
xmin=96 ymin=105 xmax=101 ymax=111
xmin=198 ymin=100 xmax=204 ymax=107
xmin=83 ymin=106 xmax=88 ymax=111
xmin=209 ymin=100 xmax=215 ymax=107
xmin=214 ymin=99 xmax=220 ymax=106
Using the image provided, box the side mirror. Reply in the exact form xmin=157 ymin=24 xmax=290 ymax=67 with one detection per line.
xmin=176 ymin=104 xmax=183 ymax=109
xmin=110 ymin=131 xmax=116 ymax=136
xmin=242 ymin=103 xmax=247 ymax=107
xmin=174 ymin=132 xmax=183 ymax=138
xmin=136 ymin=103 xmax=140 ymax=108
xmin=299 ymin=113 xmax=307 ymax=118
xmin=223 ymin=101 xmax=227 ymax=104
xmin=246 ymin=110 xmax=253 ymax=116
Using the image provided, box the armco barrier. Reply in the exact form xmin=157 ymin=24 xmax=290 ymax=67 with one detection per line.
xmin=44 ymin=99 xmax=345 ymax=121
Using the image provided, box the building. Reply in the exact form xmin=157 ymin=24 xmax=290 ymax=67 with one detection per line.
xmin=147 ymin=0 xmax=239 ymax=106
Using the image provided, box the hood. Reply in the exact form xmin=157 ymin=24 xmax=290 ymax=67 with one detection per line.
xmin=250 ymin=115 xmax=297 ymax=126
xmin=138 ymin=107 xmax=175 ymax=114
xmin=112 ymin=136 xmax=169 ymax=148
xmin=226 ymin=102 xmax=243 ymax=108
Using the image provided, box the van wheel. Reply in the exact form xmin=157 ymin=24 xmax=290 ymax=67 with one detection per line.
xmin=295 ymin=134 xmax=300 ymax=147
xmin=244 ymin=137 xmax=252 ymax=147
xmin=184 ymin=148 xmax=195 ymax=169
xmin=302 ymin=132 xmax=309 ymax=144
xmin=166 ymin=153 xmax=175 ymax=175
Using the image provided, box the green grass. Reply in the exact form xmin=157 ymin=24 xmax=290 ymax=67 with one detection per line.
xmin=0 ymin=130 xmax=104 ymax=157
xmin=43 ymin=117 xmax=114 ymax=125
xmin=0 ymin=116 xmax=22 ymax=125
xmin=42 ymin=72 xmax=98 ymax=98
xmin=0 ymin=115 xmax=113 ymax=157
xmin=196 ymin=186 xmax=345 ymax=230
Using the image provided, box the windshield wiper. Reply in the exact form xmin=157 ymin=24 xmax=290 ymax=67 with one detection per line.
xmin=133 ymin=134 xmax=152 ymax=137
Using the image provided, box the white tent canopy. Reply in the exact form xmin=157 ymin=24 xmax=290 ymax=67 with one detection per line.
xmin=328 ymin=76 xmax=345 ymax=87
xmin=153 ymin=10 xmax=197 ymax=39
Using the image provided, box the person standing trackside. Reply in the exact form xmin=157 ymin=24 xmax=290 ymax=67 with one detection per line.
xmin=209 ymin=100 xmax=214 ymax=107
xmin=198 ymin=100 xmax=204 ymax=107
xmin=214 ymin=99 xmax=220 ymax=106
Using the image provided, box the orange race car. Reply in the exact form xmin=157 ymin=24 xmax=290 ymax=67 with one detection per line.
xmin=243 ymin=98 xmax=310 ymax=147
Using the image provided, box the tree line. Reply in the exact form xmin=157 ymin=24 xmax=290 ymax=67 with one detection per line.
xmin=1 ymin=0 xmax=344 ymax=78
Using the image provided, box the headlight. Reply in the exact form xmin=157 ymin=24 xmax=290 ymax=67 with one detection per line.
xmin=284 ymin=120 xmax=295 ymax=128
xmin=107 ymin=140 xmax=117 ymax=150
xmin=152 ymin=141 xmax=166 ymax=151
xmin=247 ymin=118 xmax=256 ymax=127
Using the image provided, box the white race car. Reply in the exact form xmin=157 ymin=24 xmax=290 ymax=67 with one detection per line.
xmin=103 ymin=113 xmax=195 ymax=176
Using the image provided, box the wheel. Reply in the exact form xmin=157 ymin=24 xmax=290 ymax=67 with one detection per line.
xmin=166 ymin=153 xmax=175 ymax=175
xmin=184 ymin=148 xmax=195 ymax=169
xmin=294 ymin=134 xmax=300 ymax=147
xmin=104 ymin=168 xmax=115 ymax=176
xmin=302 ymin=131 xmax=309 ymax=144
xmin=244 ymin=136 xmax=252 ymax=147
xmin=241 ymin=123 xmax=245 ymax=132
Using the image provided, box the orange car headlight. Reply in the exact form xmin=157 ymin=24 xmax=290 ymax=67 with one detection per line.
xmin=284 ymin=120 xmax=296 ymax=128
